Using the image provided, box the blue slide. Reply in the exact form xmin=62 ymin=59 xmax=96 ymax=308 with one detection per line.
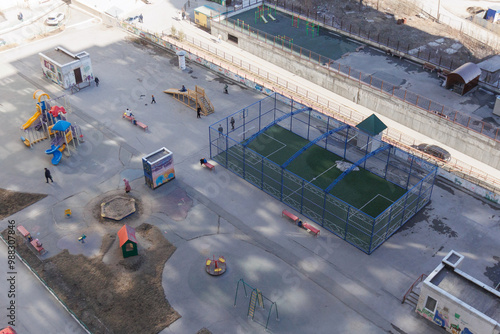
xmin=45 ymin=145 xmax=62 ymax=165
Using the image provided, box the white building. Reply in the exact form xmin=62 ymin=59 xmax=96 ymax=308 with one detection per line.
xmin=416 ymin=250 xmax=500 ymax=334
xmin=39 ymin=47 xmax=93 ymax=90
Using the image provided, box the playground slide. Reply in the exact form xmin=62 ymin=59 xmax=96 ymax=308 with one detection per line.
xmin=21 ymin=110 xmax=41 ymax=130
xmin=260 ymin=15 xmax=268 ymax=23
xmin=45 ymin=145 xmax=62 ymax=165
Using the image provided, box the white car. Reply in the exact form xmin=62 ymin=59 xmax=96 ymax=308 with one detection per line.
xmin=45 ymin=13 xmax=65 ymax=26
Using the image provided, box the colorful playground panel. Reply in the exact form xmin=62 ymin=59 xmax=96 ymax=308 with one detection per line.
xmin=142 ymin=147 xmax=175 ymax=189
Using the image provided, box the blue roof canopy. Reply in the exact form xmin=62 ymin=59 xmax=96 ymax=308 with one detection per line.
xmin=52 ymin=120 xmax=71 ymax=131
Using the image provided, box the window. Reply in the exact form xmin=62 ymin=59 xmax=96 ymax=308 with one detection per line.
xmin=424 ymin=296 xmax=437 ymax=313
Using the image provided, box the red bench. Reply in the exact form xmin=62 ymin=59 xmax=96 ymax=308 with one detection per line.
xmin=282 ymin=209 xmax=299 ymax=222
xmin=135 ymin=121 xmax=148 ymax=131
xmin=203 ymin=162 xmax=215 ymax=171
xmin=302 ymin=222 xmax=320 ymax=237
xmin=16 ymin=225 xmax=30 ymax=238
xmin=123 ymin=114 xmax=148 ymax=131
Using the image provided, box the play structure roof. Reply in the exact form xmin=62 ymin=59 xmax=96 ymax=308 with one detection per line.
xmin=49 ymin=105 xmax=67 ymax=117
xmin=118 ymin=225 xmax=137 ymax=247
xmin=52 ymin=120 xmax=71 ymax=131
xmin=356 ymin=114 xmax=387 ymax=136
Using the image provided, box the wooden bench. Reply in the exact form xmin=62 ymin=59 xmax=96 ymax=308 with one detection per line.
xmin=282 ymin=209 xmax=299 ymax=222
xmin=302 ymin=222 xmax=320 ymax=237
xmin=202 ymin=162 xmax=215 ymax=171
xmin=30 ymin=239 xmax=46 ymax=255
xmin=123 ymin=114 xmax=148 ymax=131
xmin=423 ymin=63 xmax=436 ymax=72
xmin=16 ymin=225 xmax=30 ymax=238
xmin=135 ymin=121 xmax=148 ymax=131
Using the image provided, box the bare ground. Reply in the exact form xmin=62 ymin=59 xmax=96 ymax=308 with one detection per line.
xmin=2 ymin=222 xmax=180 ymax=333
xmin=0 ymin=188 xmax=46 ymax=220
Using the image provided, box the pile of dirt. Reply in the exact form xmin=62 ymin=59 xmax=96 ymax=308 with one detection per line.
xmin=0 ymin=188 xmax=46 ymax=220
xmin=2 ymin=223 xmax=180 ymax=333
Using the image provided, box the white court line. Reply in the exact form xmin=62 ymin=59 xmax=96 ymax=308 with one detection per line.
xmin=359 ymin=194 xmax=394 ymax=211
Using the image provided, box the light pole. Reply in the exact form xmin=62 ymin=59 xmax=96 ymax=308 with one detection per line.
xmin=437 ymin=0 xmax=441 ymax=22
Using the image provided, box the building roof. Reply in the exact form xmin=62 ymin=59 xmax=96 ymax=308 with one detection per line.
xmin=426 ymin=251 xmax=500 ymax=324
xmin=477 ymin=55 xmax=500 ymax=73
xmin=117 ymin=224 xmax=137 ymax=247
xmin=194 ymin=5 xmax=218 ymax=16
xmin=39 ymin=47 xmax=89 ymax=67
xmin=450 ymin=62 xmax=481 ymax=84
xmin=356 ymin=114 xmax=387 ymax=136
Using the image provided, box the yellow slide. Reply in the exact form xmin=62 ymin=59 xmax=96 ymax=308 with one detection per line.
xmin=21 ymin=110 xmax=41 ymax=130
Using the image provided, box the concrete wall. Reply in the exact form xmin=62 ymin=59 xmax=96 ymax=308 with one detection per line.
xmin=211 ymin=23 xmax=500 ymax=170
xmin=416 ymin=277 xmax=500 ymax=334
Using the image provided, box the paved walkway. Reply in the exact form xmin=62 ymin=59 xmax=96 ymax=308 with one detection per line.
xmin=0 ymin=1 xmax=499 ymax=333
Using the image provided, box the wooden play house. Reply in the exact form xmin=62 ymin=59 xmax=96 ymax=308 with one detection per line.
xmin=117 ymin=225 xmax=138 ymax=258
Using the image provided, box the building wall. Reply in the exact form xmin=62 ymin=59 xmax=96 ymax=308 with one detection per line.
xmin=416 ymin=282 xmax=499 ymax=334
xmin=40 ymin=55 xmax=93 ymax=89
xmin=210 ymin=25 xmax=500 ymax=170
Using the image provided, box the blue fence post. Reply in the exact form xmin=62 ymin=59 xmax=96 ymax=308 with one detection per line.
xmin=343 ymin=127 xmax=349 ymax=160
xmin=321 ymin=191 xmax=328 ymax=227
xmin=368 ymin=216 xmax=376 ymax=254
xmin=243 ymin=144 xmax=246 ymax=178
xmin=261 ymin=156 xmax=264 ymax=190
xmin=384 ymin=204 xmax=394 ymax=240
xmin=345 ymin=206 xmax=350 ymax=240
xmin=307 ymin=109 xmax=311 ymax=140
xmin=259 ymin=100 xmax=262 ymax=131
xmin=384 ymin=146 xmax=391 ymax=179
xmin=399 ymin=192 xmax=410 ymax=227
xmin=300 ymin=179 xmax=305 ymax=214
xmin=209 ymin=127 xmax=213 ymax=158
xmin=280 ymin=168 xmax=284 ymax=201
xmin=405 ymin=156 xmax=415 ymax=190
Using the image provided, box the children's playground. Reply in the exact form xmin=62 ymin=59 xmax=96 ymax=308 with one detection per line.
xmin=228 ymin=5 xmax=360 ymax=60
xmin=20 ymin=90 xmax=83 ymax=165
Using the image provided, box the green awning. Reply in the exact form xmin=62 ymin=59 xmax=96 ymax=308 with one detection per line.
xmin=356 ymin=114 xmax=387 ymax=136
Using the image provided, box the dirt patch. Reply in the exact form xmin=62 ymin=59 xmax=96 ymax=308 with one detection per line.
xmin=273 ymin=0 xmax=495 ymax=64
xmin=0 ymin=188 xmax=46 ymax=220
xmin=2 ymin=223 xmax=180 ymax=333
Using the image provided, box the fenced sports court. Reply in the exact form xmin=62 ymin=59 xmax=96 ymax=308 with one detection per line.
xmin=210 ymin=94 xmax=438 ymax=254
xmin=227 ymin=4 xmax=360 ymax=61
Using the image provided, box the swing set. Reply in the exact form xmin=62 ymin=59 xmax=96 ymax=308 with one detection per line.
xmin=234 ymin=278 xmax=279 ymax=330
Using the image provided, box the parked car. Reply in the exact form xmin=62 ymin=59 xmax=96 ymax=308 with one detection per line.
xmin=0 ymin=326 xmax=17 ymax=334
xmin=45 ymin=12 xmax=65 ymax=26
xmin=413 ymin=143 xmax=451 ymax=162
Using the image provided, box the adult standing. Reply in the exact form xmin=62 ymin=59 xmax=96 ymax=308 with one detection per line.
xmin=44 ymin=168 xmax=53 ymax=183
xmin=95 ymin=77 xmax=99 ymax=87
xmin=197 ymin=106 xmax=201 ymax=118
xmin=230 ymin=117 xmax=235 ymax=130
xmin=218 ymin=124 xmax=223 ymax=136
xmin=151 ymin=95 xmax=156 ymax=104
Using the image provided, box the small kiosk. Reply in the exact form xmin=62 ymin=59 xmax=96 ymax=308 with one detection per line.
xmin=39 ymin=47 xmax=93 ymax=90
xmin=194 ymin=5 xmax=218 ymax=28
xmin=142 ymin=147 xmax=175 ymax=189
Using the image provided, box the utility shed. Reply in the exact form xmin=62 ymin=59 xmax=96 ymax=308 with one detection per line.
xmin=194 ymin=5 xmax=218 ymax=28
xmin=117 ymin=225 xmax=138 ymax=258
xmin=416 ymin=250 xmax=500 ymax=334
xmin=39 ymin=47 xmax=93 ymax=90
xmin=477 ymin=55 xmax=500 ymax=85
xmin=356 ymin=114 xmax=387 ymax=153
xmin=445 ymin=62 xmax=481 ymax=95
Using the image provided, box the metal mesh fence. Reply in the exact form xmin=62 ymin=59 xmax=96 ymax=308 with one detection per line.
xmin=210 ymin=93 xmax=437 ymax=254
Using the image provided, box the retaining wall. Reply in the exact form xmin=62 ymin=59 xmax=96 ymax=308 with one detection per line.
xmin=211 ymin=23 xmax=500 ymax=170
